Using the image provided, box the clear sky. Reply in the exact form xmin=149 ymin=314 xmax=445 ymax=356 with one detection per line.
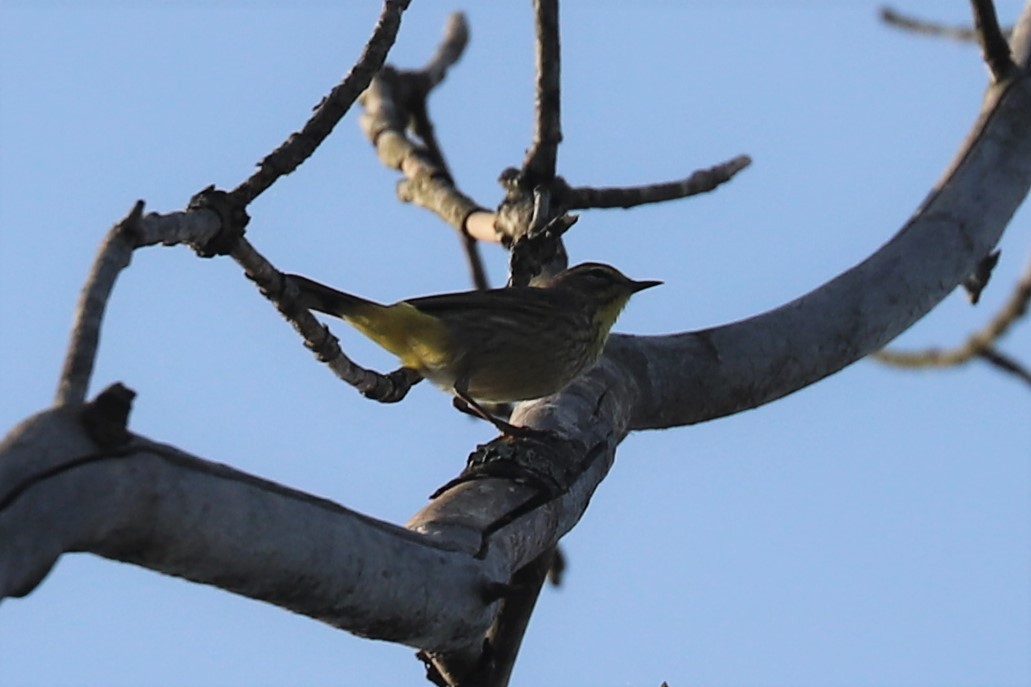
xmin=1 ymin=2 xmax=1029 ymax=686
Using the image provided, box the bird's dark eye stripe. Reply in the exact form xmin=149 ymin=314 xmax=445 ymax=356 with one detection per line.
xmin=583 ymin=267 xmax=620 ymax=282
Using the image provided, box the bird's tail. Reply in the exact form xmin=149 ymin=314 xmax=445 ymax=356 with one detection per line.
xmin=286 ymin=274 xmax=379 ymax=320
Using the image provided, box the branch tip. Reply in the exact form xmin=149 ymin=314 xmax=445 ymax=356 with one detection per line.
xmin=80 ymin=382 xmax=137 ymax=448
xmin=970 ymin=0 xmax=1016 ymax=81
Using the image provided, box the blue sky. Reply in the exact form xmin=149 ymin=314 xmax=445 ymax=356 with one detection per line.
xmin=1 ymin=2 xmax=1029 ymax=686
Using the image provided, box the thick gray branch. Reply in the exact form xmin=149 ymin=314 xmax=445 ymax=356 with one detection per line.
xmin=0 ymin=402 xmax=617 ymax=656
xmin=0 ymin=407 xmax=501 ymax=653
xmin=609 ymin=70 xmax=1031 ymax=429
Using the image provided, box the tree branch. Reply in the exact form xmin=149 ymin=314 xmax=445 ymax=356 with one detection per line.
xmin=562 ymin=155 xmax=752 ymax=210
xmin=229 ymin=0 xmax=411 ymax=207
xmin=358 ymin=15 xmax=498 ymax=246
xmin=55 ymin=203 xmax=224 ymax=406
xmin=977 ymin=346 xmax=1031 ymax=386
xmin=522 ymin=0 xmax=563 ymax=182
xmin=537 ymin=51 xmax=1031 ymax=431
xmin=1 ymin=391 xmax=621 ymax=661
xmin=871 ymin=253 xmax=1031 ymax=384
xmin=234 ymin=240 xmax=423 ymax=402
xmin=880 ymin=7 xmax=988 ymax=42
xmin=970 ymin=0 xmax=1016 ymax=81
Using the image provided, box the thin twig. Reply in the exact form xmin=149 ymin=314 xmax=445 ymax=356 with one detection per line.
xmin=880 ymin=6 xmax=1013 ymax=43
xmin=229 ymin=0 xmax=411 ymax=206
xmin=978 ymin=347 xmax=1031 ymax=387
xmin=872 ymin=254 xmax=1031 ymax=387
xmin=522 ymin=0 xmax=562 ymax=182
xmin=563 ymin=155 xmax=752 ymax=210
xmin=462 ymin=234 xmax=490 ymax=291
xmin=405 ymin=16 xmax=490 ymax=290
xmin=230 ymin=239 xmax=422 ymax=402
xmin=423 ymin=11 xmax=469 ymax=88
xmin=881 ymin=7 xmax=982 ymax=40
xmin=970 ymin=0 xmax=1016 ymax=81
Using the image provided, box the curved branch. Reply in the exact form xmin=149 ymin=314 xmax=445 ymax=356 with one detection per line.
xmin=871 ymin=253 xmax=1031 ymax=380
xmin=0 ymin=398 xmax=618 ymax=659
xmin=0 ymin=407 xmax=498 ymax=654
xmin=612 ymin=69 xmax=1031 ymax=429
xmin=55 ymin=203 xmax=224 ymax=406
xmin=358 ymin=16 xmax=498 ymax=244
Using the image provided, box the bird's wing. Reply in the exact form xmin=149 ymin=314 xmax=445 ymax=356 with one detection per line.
xmin=405 ymin=286 xmax=560 ymax=322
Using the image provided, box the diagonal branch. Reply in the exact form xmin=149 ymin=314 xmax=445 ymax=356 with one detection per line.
xmin=0 ymin=390 xmax=622 ymax=662
xmin=881 ymin=7 xmax=987 ymax=41
xmin=610 ymin=58 xmax=1031 ymax=430
xmin=231 ymin=239 xmax=422 ymax=402
xmin=871 ymin=253 xmax=1031 ymax=385
xmin=229 ymin=0 xmax=411 ymax=207
xmin=358 ymin=14 xmax=498 ymax=246
xmin=977 ymin=346 xmax=1031 ymax=386
xmin=562 ymin=155 xmax=752 ymax=210
xmin=970 ymin=0 xmax=1016 ymax=81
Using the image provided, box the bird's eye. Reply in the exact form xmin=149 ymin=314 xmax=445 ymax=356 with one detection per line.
xmin=584 ymin=266 xmax=618 ymax=284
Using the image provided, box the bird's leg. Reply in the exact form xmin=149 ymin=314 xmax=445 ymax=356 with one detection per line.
xmin=452 ymin=381 xmax=550 ymax=440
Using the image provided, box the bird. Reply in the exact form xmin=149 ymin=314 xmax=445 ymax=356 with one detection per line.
xmin=287 ymin=262 xmax=660 ymax=435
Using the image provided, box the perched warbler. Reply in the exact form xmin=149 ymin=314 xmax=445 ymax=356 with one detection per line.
xmin=288 ymin=262 xmax=660 ymax=432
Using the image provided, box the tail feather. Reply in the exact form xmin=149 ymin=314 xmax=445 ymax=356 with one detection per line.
xmin=286 ymin=274 xmax=377 ymax=319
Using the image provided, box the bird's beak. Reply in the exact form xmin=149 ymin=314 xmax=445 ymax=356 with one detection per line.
xmin=630 ymin=279 xmax=662 ymax=293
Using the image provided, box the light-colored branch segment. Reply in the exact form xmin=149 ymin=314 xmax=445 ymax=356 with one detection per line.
xmin=0 ymin=406 xmax=500 ymax=653
xmin=0 ymin=399 xmax=619 ymax=657
xmin=610 ymin=67 xmax=1031 ymax=429
xmin=872 ymin=254 xmax=1031 ymax=384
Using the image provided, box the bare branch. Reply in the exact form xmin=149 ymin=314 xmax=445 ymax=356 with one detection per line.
xmin=0 ymin=407 xmax=496 ymax=653
xmin=970 ymin=0 xmax=1016 ymax=81
xmin=423 ymin=11 xmax=469 ymax=88
xmin=880 ymin=7 xmax=985 ymax=41
xmin=462 ymin=234 xmax=491 ymax=291
xmin=358 ymin=14 xmax=498 ymax=245
xmin=977 ymin=346 xmax=1031 ymax=386
xmin=872 ymin=254 xmax=1031 ymax=383
xmin=54 ymin=202 xmax=142 ymax=406
xmin=1 ymin=393 xmax=622 ymax=661
xmin=523 ymin=0 xmax=563 ymax=182
xmin=563 ymin=155 xmax=752 ymax=210
xmin=577 ymin=61 xmax=1031 ymax=430
xmin=230 ymin=0 xmax=411 ymax=206
xmin=55 ymin=203 xmax=223 ymax=406
xmin=231 ymin=240 xmax=422 ymax=402
xmin=422 ymin=549 xmax=553 ymax=687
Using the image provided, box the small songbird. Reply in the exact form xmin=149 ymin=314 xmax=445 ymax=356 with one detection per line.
xmin=288 ymin=262 xmax=660 ymax=433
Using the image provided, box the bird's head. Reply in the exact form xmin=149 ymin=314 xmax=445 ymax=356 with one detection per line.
xmin=549 ymin=262 xmax=661 ymax=331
